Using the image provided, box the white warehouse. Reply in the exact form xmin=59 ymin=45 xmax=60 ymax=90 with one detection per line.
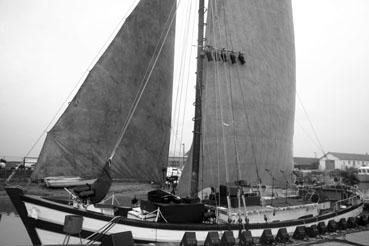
xmin=319 ymin=152 xmax=369 ymax=171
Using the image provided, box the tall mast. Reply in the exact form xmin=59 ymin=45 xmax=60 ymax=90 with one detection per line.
xmin=190 ymin=0 xmax=205 ymax=198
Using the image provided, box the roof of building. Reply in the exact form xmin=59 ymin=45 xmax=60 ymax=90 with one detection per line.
xmin=294 ymin=157 xmax=319 ymax=166
xmin=5 ymin=161 xmax=21 ymax=168
xmin=327 ymin=152 xmax=369 ymax=161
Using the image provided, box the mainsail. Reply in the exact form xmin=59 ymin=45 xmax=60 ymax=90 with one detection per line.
xmin=179 ymin=0 xmax=295 ymax=195
xmin=32 ymin=0 xmax=176 ymax=182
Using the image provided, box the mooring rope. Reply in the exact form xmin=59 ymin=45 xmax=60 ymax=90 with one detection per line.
xmin=86 ymin=216 xmax=121 ymax=244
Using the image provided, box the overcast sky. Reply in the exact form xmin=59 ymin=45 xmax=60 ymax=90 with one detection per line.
xmin=0 ymin=0 xmax=368 ymax=160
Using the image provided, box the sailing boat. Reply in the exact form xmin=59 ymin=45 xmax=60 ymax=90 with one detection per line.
xmin=6 ymin=0 xmax=364 ymax=245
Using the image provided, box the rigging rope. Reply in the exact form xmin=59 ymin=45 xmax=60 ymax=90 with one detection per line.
xmin=222 ymin=2 xmax=261 ymax=184
xmin=109 ymin=0 xmax=180 ymax=161
xmin=208 ymin=0 xmax=221 ymax=204
xmin=85 ymin=216 xmax=121 ymax=244
xmin=220 ymin=0 xmax=242 ymax=182
xmin=199 ymin=1 xmax=211 ymax=195
xmin=171 ymin=0 xmax=194 ymax=157
xmin=196 ymin=0 xmax=219 ymax=195
xmin=5 ymin=2 xmax=141 ymax=184
xmin=296 ymin=92 xmax=326 ymax=156
xmin=211 ymin=0 xmax=229 ymax=184
xmin=178 ymin=7 xmax=197 ymax=159
xmin=178 ymin=43 xmax=196 ymax=158
xmin=296 ymin=119 xmax=323 ymax=153
xmin=22 ymin=0 xmax=140 ymax=159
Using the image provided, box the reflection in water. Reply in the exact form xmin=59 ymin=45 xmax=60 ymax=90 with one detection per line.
xmin=0 ymin=197 xmax=31 ymax=246
xmin=0 ymin=196 xmax=16 ymax=213
xmin=0 ymin=212 xmax=31 ymax=246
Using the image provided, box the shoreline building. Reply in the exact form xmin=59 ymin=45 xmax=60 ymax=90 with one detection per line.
xmin=319 ymin=152 xmax=369 ymax=171
xmin=293 ymin=157 xmax=319 ymax=170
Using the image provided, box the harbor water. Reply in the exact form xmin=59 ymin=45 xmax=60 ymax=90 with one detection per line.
xmin=0 ymin=197 xmax=31 ymax=246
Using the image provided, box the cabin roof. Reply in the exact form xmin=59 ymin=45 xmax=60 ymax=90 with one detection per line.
xmin=327 ymin=152 xmax=369 ymax=161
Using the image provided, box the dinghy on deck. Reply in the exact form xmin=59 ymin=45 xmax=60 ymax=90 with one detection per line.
xmin=44 ymin=176 xmax=96 ymax=188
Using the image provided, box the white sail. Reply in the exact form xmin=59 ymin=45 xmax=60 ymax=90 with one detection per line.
xmin=32 ymin=0 xmax=176 ymax=183
xmin=179 ymin=0 xmax=295 ymax=195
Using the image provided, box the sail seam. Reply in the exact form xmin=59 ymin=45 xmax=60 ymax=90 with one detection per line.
xmin=221 ymin=0 xmax=242 ymax=182
xmin=109 ymin=0 xmax=179 ymax=161
xmin=209 ymin=0 xmax=221 ymax=203
xmin=21 ymin=0 xmax=141 ymax=159
xmin=212 ymin=0 xmax=229 ymax=184
xmin=224 ymin=1 xmax=261 ymax=185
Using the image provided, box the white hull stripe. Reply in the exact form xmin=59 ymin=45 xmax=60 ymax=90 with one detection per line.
xmin=29 ymin=204 xmax=363 ymax=245
xmin=21 ymin=194 xmax=364 ymax=230
xmin=24 ymin=201 xmax=363 ymax=244
xmin=5 ymin=187 xmax=364 ymax=245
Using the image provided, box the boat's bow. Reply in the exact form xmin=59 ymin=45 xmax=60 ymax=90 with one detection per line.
xmin=5 ymin=186 xmax=42 ymax=245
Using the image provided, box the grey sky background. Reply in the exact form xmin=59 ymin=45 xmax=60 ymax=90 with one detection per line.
xmin=0 ymin=0 xmax=368 ymax=160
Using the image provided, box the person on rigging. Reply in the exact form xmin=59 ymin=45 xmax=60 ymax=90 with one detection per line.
xmin=204 ymin=46 xmax=214 ymax=61
xmin=221 ymin=48 xmax=227 ymax=62
xmin=230 ymin=51 xmax=236 ymax=64
xmin=238 ymin=52 xmax=246 ymax=65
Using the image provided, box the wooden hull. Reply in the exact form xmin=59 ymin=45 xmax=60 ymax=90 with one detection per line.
xmin=6 ymin=186 xmax=364 ymax=245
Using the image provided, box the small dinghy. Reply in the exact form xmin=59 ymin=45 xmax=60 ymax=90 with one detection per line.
xmin=44 ymin=176 xmax=96 ymax=188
